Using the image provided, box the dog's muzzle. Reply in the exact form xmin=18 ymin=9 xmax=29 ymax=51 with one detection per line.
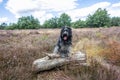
xmin=62 ymin=31 xmax=68 ymax=40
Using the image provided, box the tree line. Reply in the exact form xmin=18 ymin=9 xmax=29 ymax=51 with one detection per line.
xmin=0 ymin=8 xmax=120 ymax=29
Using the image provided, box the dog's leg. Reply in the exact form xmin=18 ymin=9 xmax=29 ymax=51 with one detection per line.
xmin=66 ymin=46 xmax=71 ymax=55
xmin=65 ymin=46 xmax=72 ymax=57
xmin=68 ymin=46 xmax=71 ymax=53
xmin=53 ymin=46 xmax=59 ymax=54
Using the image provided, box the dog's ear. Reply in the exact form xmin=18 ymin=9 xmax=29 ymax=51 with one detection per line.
xmin=65 ymin=26 xmax=72 ymax=31
xmin=68 ymin=27 xmax=71 ymax=31
xmin=68 ymin=27 xmax=72 ymax=36
xmin=61 ymin=26 xmax=66 ymax=29
xmin=60 ymin=27 xmax=64 ymax=37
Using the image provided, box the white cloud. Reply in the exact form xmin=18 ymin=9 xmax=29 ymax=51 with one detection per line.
xmin=6 ymin=0 xmax=77 ymax=24
xmin=66 ymin=2 xmax=111 ymax=21
xmin=108 ymin=9 xmax=120 ymax=17
xmin=5 ymin=0 xmax=120 ymax=24
xmin=32 ymin=11 xmax=53 ymax=24
xmin=32 ymin=11 xmax=46 ymax=19
xmin=0 ymin=17 xmax=9 ymax=23
xmin=6 ymin=0 xmax=38 ymax=13
xmin=108 ymin=2 xmax=120 ymax=17
xmin=66 ymin=2 xmax=120 ymax=22
xmin=6 ymin=0 xmax=38 ymax=18
xmin=35 ymin=0 xmax=78 ymax=11
xmin=6 ymin=0 xmax=78 ymax=13
xmin=0 ymin=0 xmax=2 ymax=3
xmin=111 ymin=2 xmax=120 ymax=8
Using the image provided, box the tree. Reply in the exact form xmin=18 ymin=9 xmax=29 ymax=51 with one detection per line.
xmin=0 ymin=23 xmax=7 ymax=29
xmin=58 ymin=13 xmax=71 ymax=27
xmin=72 ymin=19 xmax=86 ymax=28
xmin=110 ymin=17 xmax=120 ymax=26
xmin=17 ymin=15 xmax=40 ymax=29
xmin=86 ymin=8 xmax=110 ymax=27
xmin=5 ymin=23 xmax=18 ymax=30
xmin=43 ymin=17 xmax=59 ymax=28
xmin=43 ymin=13 xmax=72 ymax=28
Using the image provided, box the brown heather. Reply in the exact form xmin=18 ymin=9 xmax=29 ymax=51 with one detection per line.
xmin=0 ymin=27 xmax=120 ymax=80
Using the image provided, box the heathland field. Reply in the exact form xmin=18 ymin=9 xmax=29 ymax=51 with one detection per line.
xmin=0 ymin=27 xmax=120 ymax=80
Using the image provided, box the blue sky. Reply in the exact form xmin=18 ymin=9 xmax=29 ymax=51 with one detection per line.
xmin=0 ymin=0 xmax=120 ymax=24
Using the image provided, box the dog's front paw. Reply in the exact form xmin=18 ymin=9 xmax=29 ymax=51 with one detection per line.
xmin=60 ymin=54 xmax=69 ymax=58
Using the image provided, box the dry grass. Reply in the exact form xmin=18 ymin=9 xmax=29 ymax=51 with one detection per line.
xmin=0 ymin=27 xmax=120 ymax=80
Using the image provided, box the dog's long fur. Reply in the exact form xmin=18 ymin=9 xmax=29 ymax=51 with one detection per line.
xmin=53 ymin=26 xmax=72 ymax=57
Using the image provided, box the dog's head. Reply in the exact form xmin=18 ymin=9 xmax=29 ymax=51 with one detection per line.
xmin=60 ymin=26 xmax=72 ymax=42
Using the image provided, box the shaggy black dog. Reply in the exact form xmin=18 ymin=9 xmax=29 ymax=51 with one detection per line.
xmin=53 ymin=26 xmax=72 ymax=57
